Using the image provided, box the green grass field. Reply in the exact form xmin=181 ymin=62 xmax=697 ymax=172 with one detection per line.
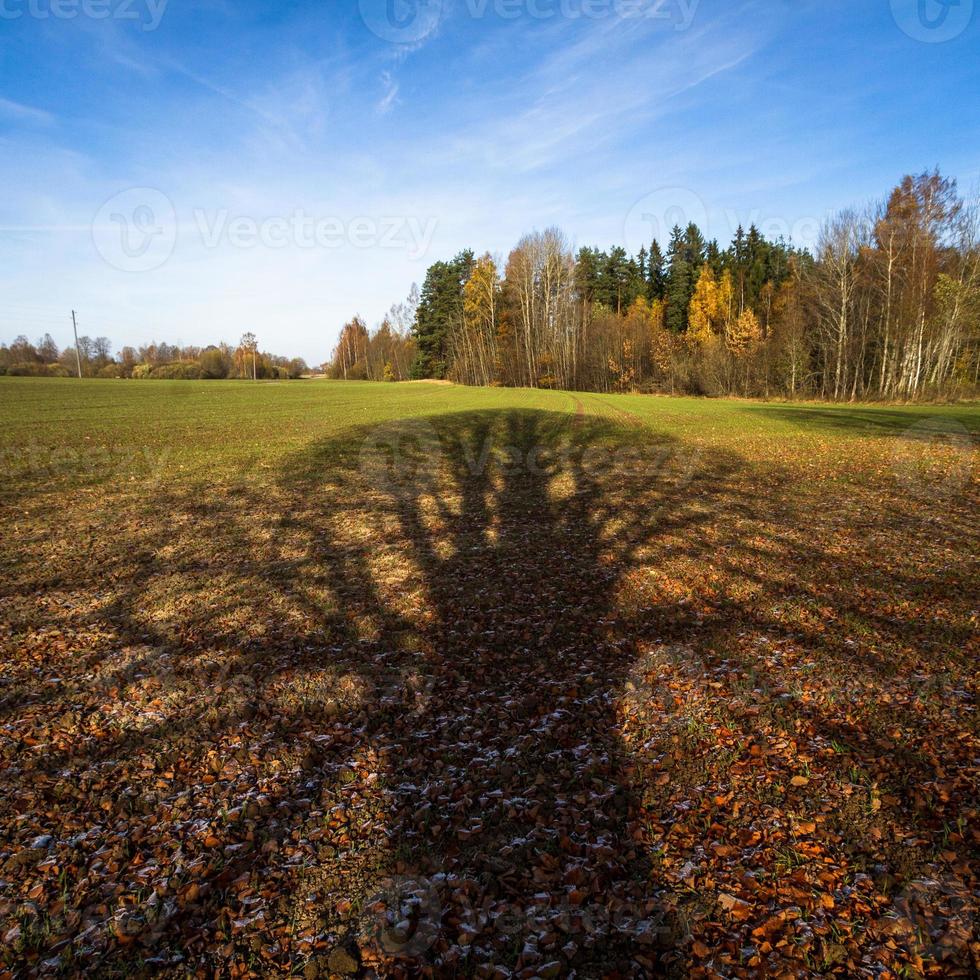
xmin=0 ymin=378 xmax=977 ymax=977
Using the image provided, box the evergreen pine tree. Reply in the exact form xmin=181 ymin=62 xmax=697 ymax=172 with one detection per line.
xmin=411 ymin=249 xmax=474 ymax=379
xmin=664 ymin=225 xmax=692 ymax=333
xmin=647 ymin=240 xmax=666 ymax=301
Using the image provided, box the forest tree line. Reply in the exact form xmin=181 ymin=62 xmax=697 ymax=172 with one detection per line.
xmin=327 ymin=172 xmax=980 ymax=400
xmin=0 ymin=332 xmax=309 ymax=381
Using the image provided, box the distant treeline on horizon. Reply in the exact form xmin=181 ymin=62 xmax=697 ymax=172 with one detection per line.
xmin=0 ymin=335 xmax=310 ymax=381
xmin=325 ymin=170 xmax=979 ymax=402
xmin=4 ymin=171 xmax=978 ymax=401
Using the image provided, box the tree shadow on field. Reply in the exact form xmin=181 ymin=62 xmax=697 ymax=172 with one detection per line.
xmin=3 ymin=404 xmax=976 ymax=976
xmin=0 ymin=406 xmax=738 ymax=977
xmin=740 ymin=403 xmax=980 ymax=438
xmin=266 ymin=407 xmax=732 ymax=976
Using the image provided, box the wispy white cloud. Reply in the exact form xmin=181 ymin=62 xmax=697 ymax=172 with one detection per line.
xmin=0 ymin=6 xmax=775 ymax=362
xmin=2 ymin=0 xmax=973 ymax=363
xmin=433 ymin=12 xmax=763 ymax=176
xmin=0 ymin=97 xmax=54 ymax=126
xmin=377 ymin=71 xmax=400 ymax=114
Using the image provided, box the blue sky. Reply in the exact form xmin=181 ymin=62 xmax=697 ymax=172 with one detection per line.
xmin=1 ymin=0 xmax=978 ymax=364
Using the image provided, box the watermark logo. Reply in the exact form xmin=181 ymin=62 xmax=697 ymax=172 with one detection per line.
xmin=360 ymin=876 xmax=443 ymax=958
xmin=625 ymin=187 xmax=829 ymax=253
xmin=92 ymin=187 xmax=177 ymax=273
xmin=492 ymin=892 xmax=683 ymax=949
xmin=891 ymin=0 xmax=974 ymax=42
xmin=0 ymin=0 xmax=168 ymax=30
xmin=624 ymin=186 xmax=710 ymax=254
xmin=889 ymin=874 xmax=976 ymax=967
xmin=356 ymin=421 xmax=701 ymax=502
xmin=0 ymin=439 xmax=173 ymax=487
xmin=720 ymin=207 xmax=830 ymax=252
xmin=358 ymin=419 xmax=444 ymax=496
xmin=359 ymin=0 xmax=699 ymax=36
xmin=377 ymin=664 xmax=437 ymax=718
xmin=91 ymin=192 xmax=439 ymax=272
xmin=359 ymin=0 xmax=444 ymax=44
xmin=462 ymin=0 xmax=699 ymax=27
xmin=193 ymin=210 xmax=437 ymax=259
xmin=890 ymin=418 xmax=974 ymax=502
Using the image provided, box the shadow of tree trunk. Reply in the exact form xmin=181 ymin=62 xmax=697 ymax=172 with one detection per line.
xmin=265 ymin=407 xmax=729 ymax=976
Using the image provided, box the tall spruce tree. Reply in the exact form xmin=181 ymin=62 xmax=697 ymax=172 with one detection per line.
xmin=647 ymin=240 xmax=667 ymax=301
xmin=601 ymin=246 xmax=645 ymax=313
xmin=411 ymin=250 xmax=474 ymax=379
xmin=682 ymin=223 xmax=706 ymax=271
xmin=664 ymin=226 xmax=692 ymax=333
xmin=574 ymin=247 xmax=604 ymax=306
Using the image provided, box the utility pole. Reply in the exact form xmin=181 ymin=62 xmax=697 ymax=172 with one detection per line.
xmin=72 ymin=310 xmax=82 ymax=379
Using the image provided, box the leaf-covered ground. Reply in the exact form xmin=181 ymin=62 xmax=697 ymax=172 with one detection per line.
xmin=0 ymin=379 xmax=977 ymax=978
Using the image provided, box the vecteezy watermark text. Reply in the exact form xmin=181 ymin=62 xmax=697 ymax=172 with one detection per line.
xmin=0 ymin=0 xmax=168 ymax=31
xmin=357 ymin=418 xmax=701 ymax=500
xmin=624 ymin=186 xmax=832 ymax=254
xmin=463 ymin=0 xmax=699 ymax=28
xmin=90 ymin=188 xmax=439 ymax=272
xmin=192 ymin=210 xmax=437 ymax=257
xmin=358 ymin=0 xmax=699 ymax=44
